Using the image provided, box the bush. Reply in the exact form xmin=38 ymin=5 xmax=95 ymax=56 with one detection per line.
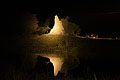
xmin=61 ymin=16 xmax=80 ymax=35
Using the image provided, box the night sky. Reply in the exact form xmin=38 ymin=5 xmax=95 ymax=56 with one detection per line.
xmin=2 ymin=1 xmax=120 ymax=37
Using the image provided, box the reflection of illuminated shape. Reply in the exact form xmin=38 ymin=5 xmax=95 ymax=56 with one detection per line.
xmin=49 ymin=15 xmax=64 ymax=35
xmin=47 ymin=57 xmax=64 ymax=76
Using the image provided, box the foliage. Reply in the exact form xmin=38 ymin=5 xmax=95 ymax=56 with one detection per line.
xmin=18 ymin=13 xmax=39 ymax=35
xmin=35 ymin=26 xmax=51 ymax=35
xmin=61 ymin=16 xmax=80 ymax=35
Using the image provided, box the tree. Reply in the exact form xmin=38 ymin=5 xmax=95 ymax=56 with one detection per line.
xmin=61 ymin=16 xmax=80 ymax=35
xmin=19 ymin=13 xmax=39 ymax=35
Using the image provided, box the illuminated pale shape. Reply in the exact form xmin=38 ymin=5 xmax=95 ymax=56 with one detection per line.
xmin=49 ymin=15 xmax=64 ymax=35
xmin=48 ymin=57 xmax=64 ymax=76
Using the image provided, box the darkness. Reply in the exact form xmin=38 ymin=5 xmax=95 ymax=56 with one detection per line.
xmin=1 ymin=1 xmax=120 ymax=37
xmin=1 ymin=1 xmax=120 ymax=79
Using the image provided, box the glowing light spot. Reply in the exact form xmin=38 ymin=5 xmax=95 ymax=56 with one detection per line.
xmin=49 ymin=15 xmax=64 ymax=35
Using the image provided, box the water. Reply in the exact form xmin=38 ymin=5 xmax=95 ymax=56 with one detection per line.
xmin=46 ymin=56 xmax=64 ymax=76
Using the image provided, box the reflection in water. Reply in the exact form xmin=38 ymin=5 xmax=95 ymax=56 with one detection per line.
xmin=47 ymin=57 xmax=64 ymax=76
xmin=37 ymin=15 xmax=65 ymax=76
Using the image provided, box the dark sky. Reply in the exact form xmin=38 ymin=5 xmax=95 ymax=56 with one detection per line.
xmin=1 ymin=1 xmax=120 ymax=37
